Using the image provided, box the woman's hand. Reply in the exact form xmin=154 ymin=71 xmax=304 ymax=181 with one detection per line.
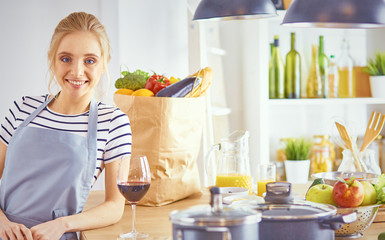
xmin=0 ymin=220 xmax=33 ymax=240
xmin=30 ymin=218 xmax=66 ymax=240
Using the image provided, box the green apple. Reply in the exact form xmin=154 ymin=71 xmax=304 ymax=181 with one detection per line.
xmin=360 ymin=181 xmax=377 ymax=206
xmin=306 ymin=184 xmax=336 ymax=206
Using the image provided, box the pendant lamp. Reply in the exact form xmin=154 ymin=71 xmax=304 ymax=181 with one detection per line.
xmin=282 ymin=0 xmax=385 ymax=28
xmin=193 ymin=0 xmax=277 ymax=21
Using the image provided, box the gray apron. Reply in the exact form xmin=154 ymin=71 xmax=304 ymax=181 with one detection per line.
xmin=0 ymin=97 xmax=97 ymax=240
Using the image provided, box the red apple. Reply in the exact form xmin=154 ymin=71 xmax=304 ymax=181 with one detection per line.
xmin=333 ymin=177 xmax=364 ymax=207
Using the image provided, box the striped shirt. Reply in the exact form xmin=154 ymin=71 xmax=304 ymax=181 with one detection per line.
xmin=0 ymin=95 xmax=132 ymax=185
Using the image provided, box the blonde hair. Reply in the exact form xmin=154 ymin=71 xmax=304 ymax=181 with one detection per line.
xmin=47 ymin=12 xmax=111 ymax=100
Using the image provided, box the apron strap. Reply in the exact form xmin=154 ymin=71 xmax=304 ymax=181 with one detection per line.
xmin=83 ymin=98 xmax=98 ymax=190
xmin=19 ymin=96 xmax=53 ymax=128
xmin=87 ymin=98 xmax=98 ymax=156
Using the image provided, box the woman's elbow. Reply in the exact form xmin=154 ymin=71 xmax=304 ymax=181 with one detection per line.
xmin=110 ymin=201 xmax=125 ymax=224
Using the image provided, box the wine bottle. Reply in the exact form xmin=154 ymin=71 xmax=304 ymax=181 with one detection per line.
xmin=318 ymin=36 xmax=329 ymax=98
xmin=337 ymin=38 xmax=355 ymax=98
xmin=285 ymin=32 xmax=301 ymax=99
xmin=306 ymin=45 xmax=322 ymax=98
xmin=328 ymin=55 xmax=338 ymax=98
xmin=269 ymin=35 xmax=285 ymax=99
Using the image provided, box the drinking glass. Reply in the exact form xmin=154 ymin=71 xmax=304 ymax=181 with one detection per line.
xmin=117 ymin=155 xmax=151 ymax=239
xmin=256 ymin=163 xmax=276 ymax=197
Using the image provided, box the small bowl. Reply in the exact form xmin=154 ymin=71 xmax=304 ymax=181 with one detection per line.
xmin=219 ymin=187 xmax=249 ymax=198
xmin=311 ymin=171 xmax=379 ymax=186
xmin=335 ymin=204 xmax=382 ymax=238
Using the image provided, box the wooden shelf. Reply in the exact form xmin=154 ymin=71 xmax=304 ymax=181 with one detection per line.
xmin=268 ymin=97 xmax=385 ymax=106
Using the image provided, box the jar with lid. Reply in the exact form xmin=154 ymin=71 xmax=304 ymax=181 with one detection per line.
xmin=310 ymin=145 xmax=332 ymax=175
xmin=275 ymin=138 xmax=292 ymax=181
xmin=311 ymin=135 xmax=335 ymax=161
xmin=310 ymin=135 xmax=334 ymax=174
xmin=276 ymin=138 xmax=291 ymax=162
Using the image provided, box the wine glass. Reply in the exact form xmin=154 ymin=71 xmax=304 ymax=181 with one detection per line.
xmin=117 ymin=155 xmax=151 ymax=239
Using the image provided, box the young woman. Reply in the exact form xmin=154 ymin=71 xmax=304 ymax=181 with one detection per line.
xmin=0 ymin=12 xmax=131 ymax=240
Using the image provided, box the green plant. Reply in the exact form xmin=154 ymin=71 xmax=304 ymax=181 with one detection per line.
xmin=365 ymin=52 xmax=385 ymax=76
xmin=285 ymin=138 xmax=311 ymax=160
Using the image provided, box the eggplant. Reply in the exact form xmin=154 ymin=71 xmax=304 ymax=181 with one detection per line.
xmin=156 ymin=77 xmax=200 ymax=97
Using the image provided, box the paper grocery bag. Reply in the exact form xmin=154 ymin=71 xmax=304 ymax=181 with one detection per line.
xmin=113 ymin=94 xmax=204 ymax=206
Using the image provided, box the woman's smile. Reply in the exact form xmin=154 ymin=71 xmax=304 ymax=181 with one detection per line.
xmin=66 ymin=79 xmax=88 ymax=88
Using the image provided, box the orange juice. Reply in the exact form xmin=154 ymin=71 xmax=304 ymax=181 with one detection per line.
xmin=215 ymin=174 xmax=252 ymax=193
xmin=257 ymin=179 xmax=275 ymax=197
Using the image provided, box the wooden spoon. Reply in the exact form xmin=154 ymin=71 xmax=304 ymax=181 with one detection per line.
xmin=360 ymin=111 xmax=385 ymax=152
xmin=335 ymin=122 xmax=363 ymax=172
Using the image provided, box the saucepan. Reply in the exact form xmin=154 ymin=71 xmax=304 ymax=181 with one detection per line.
xmin=249 ymin=182 xmax=358 ymax=240
xmin=169 ymin=187 xmax=261 ymax=240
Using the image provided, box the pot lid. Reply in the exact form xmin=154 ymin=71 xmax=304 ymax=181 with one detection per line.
xmin=170 ymin=204 xmax=262 ymax=227
xmin=251 ymin=182 xmax=337 ymax=221
xmin=252 ymin=200 xmax=337 ymax=221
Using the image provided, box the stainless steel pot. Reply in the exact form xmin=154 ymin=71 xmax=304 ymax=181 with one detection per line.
xmin=252 ymin=182 xmax=357 ymax=240
xmin=169 ymin=187 xmax=261 ymax=240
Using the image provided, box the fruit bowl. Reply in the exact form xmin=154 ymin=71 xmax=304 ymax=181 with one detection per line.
xmin=311 ymin=171 xmax=379 ymax=186
xmin=335 ymin=204 xmax=382 ymax=239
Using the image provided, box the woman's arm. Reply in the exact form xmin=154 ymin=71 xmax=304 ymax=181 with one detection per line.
xmin=62 ymin=159 xmax=125 ymax=231
xmin=0 ymin=142 xmax=34 ymax=240
xmin=0 ymin=141 xmax=6 ymax=179
xmin=30 ymin=159 xmax=125 ymax=238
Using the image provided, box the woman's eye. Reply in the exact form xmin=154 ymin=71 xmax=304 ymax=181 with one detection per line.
xmin=61 ymin=57 xmax=70 ymax=63
xmin=85 ymin=59 xmax=95 ymax=64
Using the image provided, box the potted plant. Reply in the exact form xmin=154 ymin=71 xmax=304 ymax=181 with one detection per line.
xmin=284 ymin=137 xmax=312 ymax=184
xmin=365 ymin=51 xmax=385 ymax=98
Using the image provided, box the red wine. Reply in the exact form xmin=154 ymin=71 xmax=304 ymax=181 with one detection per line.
xmin=118 ymin=181 xmax=150 ymax=203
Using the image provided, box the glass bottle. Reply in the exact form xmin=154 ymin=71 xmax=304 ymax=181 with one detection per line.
xmin=327 ymin=55 xmax=338 ymax=98
xmin=285 ymin=32 xmax=301 ymax=99
xmin=269 ymin=35 xmax=285 ymax=99
xmin=318 ymin=36 xmax=329 ymax=98
xmin=306 ymin=45 xmax=322 ymax=98
xmin=337 ymin=38 xmax=355 ymax=98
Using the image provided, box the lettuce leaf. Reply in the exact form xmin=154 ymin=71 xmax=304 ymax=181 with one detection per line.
xmin=374 ymin=174 xmax=385 ymax=204
xmin=377 ymin=187 xmax=385 ymax=204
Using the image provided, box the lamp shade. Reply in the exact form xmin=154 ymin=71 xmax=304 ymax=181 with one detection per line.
xmin=282 ymin=0 xmax=385 ymax=28
xmin=193 ymin=0 xmax=277 ymax=21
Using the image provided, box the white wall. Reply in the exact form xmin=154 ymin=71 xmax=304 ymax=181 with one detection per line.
xmin=117 ymin=0 xmax=189 ymax=78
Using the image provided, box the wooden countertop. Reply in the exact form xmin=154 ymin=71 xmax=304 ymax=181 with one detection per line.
xmin=81 ymin=184 xmax=385 ymax=240
xmin=81 ymin=190 xmax=206 ymax=240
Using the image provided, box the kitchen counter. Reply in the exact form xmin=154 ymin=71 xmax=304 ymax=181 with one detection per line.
xmin=81 ymin=184 xmax=385 ymax=240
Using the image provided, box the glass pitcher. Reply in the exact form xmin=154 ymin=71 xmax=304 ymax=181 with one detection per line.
xmin=205 ymin=130 xmax=252 ymax=193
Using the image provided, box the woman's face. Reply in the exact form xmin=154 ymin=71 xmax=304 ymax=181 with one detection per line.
xmin=53 ymin=31 xmax=104 ymax=100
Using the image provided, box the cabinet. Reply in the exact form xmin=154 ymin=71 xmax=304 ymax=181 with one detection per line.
xmin=215 ymin=11 xmax=385 ymax=179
